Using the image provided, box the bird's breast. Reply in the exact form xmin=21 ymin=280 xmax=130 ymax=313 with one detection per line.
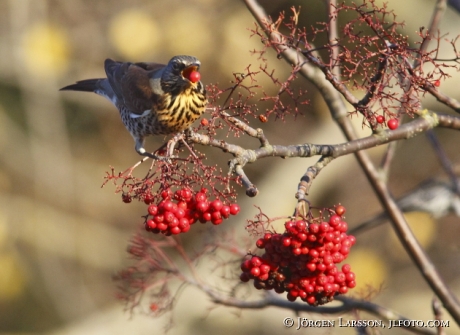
xmin=154 ymin=88 xmax=207 ymax=133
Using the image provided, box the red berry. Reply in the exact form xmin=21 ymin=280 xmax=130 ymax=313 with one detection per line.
xmin=174 ymin=208 xmax=185 ymax=219
xmin=434 ymin=80 xmax=441 ymax=87
xmin=347 ymin=235 xmax=356 ymax=245
xmin=146 ymin=219 xmax=156 ymax=229
xmin=241 ymin=259 xmax=251 ymax=272
xmin=161 ymin=200 xmax=174 ymax=212
xmin=324 ymin=232 xmax=334 ymax=242
xmin=188 ymin=70 xmax=201 ymax=83
xmin=220 ymin=205 xmax=231 ymax=218
xmin=376 ymin=115 xmax=385 ymax=124
xmin=256 ymin=239 xmax=265 ymax=248
xmin=157 ymin=222 xmax=168 ymax=231
xmin=229 ymin=203 xmax=240 ymax=215
xmin=292 ymin=247 xmax=302 ymax=255
xmin=170 ymin=226 xmax=181 ymax=235
xmin=211 ymin=211 xmax=222 ymax=221
xmin=154 ymin=214 xmax=164 ymax=223
xmin=178 ymin=218 xmax=190 ymax=231
xmin=324 ymin=283 xmax=334 ymax=293
xmin=144 ymin=193 xmax=154 ymax=204
xmin=305 ymin=284 xmax=314 ymax=293
xmin=332 ymin=252 xmax=344 ymax=263
xmin=282 ymin=237 xmax=291 ymax=247
xmin=339 ymin=286 xmax=348 ymax=294
xmin=260 ymin=264 xmax=270 ymax=274
xmin=210 ymin=199 xmax=223 ymax=212
xmin=319 ymin=222 xmax=330 ymax=232
xmin=309 ymin=223 xmax=319 ymax=234
xmin=202 ymin=211 xmax=212 ymax=222
xmin=347 ymin=280 xmax=356 ymax=288
xmin=323 ymin=254 xmax=333 ymax=265
xmin=148 ymin=205 xmax=158 ymax=216
xmin=297 ymin=232 xmax=307 ymax=242
xmin=195 ymin=201 xmax=209 ymax=213
xmin=163 ymin=211 xmax=175 ymax=223
xmin=298 ymin=290 xmax=307 ymax=299
xmin=287 ymin=293 xmax=297 ymax=302
xmin=329 ymin=215 xmax=341 ymax=227
xmin=338 ymin=221 xmax=348 ymax=232
xmin=335 ymin=205 xmax=346 ymax=216
xmin=341 ymin=264 xmax=351 ymax=273
xmin=251 ymin=257 xmax=262 ymax=267
xmin=250 ymin=267 xmax=261 ymax=277
xmin=387 ymin=118 xmax=399 ymax=130
xmin=306 ymin=296 xmax=316 ymax=305
xmin=122 ymin=193 xmax=132 ymax=203
xmin=306 ymin=262 xmax=316 ymax=272
xmin=211 ymin=217 xmax=223 ymax=225
xmin=169 ymin=217 xmax=179 ymax=228
xmin=161 ymin=189 xmax=172 ymax=199
xmin=177 ymin=201 xmax=188 ymax=210
xmin=259 ymin=114 xmax=268 ymax=123
xmin=195 ymin=192 xmax=207 ymax=203
xmin=296 ymin=220 xmax=306 ymax=231
xmin=345 ymin=272 xmax=355 ymax=282
xmin=307 ymin=234 xmax=317 ymax=242
xmin=200 ymin=118 xmax=209 ymax=126
xmin=309 ymin=249 xmax=319 ymax=258
xmin=259 ymin=273 xmax=269 ymax=281
xmin=317 ymin=275 xmax=328 ymax=286
xmin=335 ymin=272 xmax=346 ymax=283
xmin=175 ymin=188 xmax=189 ymax=201
xmin=340 ymin=245 xmax=350 ymax=255
xmin=240 ymin=273 xmax=250 ymax=282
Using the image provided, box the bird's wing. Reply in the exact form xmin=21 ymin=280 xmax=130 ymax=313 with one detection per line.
xmin=104 ymin=59 xmax=166 ymax=115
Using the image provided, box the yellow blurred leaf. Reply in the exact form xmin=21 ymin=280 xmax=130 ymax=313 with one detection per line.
xmin=109 ymin=9 xmax=160 ymax=60
xmin=387 ymin=212 xmax=437 ymax=259
xmin=346 ymin=247 xmax=387 ymax=291
xmin=21 ymin=22 xmax=70 ymax=78
xmin=163 ymin=9 xmax=212 ymax=58
xmin=0 ymin=252 xmax=27 ymax=300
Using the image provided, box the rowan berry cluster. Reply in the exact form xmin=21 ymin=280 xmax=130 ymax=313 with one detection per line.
xmin=240 ymin=206 xmax=356 ymax=306
xmin=144 ymin=187 xmax=240 ymax=235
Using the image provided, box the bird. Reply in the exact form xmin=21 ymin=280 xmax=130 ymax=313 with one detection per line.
xmin=60 ymin=55 xmax=207 ymax=159
xmin=349 ymin=179 xmax=460 ymax=235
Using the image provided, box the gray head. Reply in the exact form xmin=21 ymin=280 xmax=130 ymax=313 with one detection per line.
xmin=161 ymin=55 xmax=201 ymax=94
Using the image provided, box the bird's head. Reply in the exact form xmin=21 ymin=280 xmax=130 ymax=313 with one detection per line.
xmin=161 ymin=55 xmax=202 ymax=94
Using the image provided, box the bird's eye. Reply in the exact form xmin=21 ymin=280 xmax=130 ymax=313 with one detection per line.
xmin=172 ymin=62 xmax=182 ymax=72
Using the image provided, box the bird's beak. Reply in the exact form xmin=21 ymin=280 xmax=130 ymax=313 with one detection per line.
xmin=181 ymin=64 xmax=199 ymax=80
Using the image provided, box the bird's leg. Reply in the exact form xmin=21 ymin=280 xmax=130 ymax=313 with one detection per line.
xmin=164 ymin=130 xmax=198 ymax=159
xmin=135 ymin=137 xmax=170 ymax=161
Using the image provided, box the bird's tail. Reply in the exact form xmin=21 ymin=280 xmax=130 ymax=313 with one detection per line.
xmin=60 ymin=79 xmax=105 ymax=92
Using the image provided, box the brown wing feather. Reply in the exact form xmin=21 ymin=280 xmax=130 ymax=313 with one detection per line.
xmin=134 ymin=62 xmax=166 ymax=72
xmin=104 ymin=59 xmax=166 ymax=115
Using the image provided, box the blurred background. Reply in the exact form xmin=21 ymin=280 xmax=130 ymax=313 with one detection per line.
xmin=1 ymin=0 xmax=460 ymax=333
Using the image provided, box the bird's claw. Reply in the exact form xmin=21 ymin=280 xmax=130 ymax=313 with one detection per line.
xmin=143 ymin=152 xmax=175 ymax=163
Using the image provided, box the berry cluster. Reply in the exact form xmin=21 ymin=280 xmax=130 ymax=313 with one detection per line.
xmin=144 ymin=187 xmax=240 ymax=235
xmin=240 ymin=206 xmax=356 ymax=306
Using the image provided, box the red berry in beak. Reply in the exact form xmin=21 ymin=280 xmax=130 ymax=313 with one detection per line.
xmin=188 ymin=71 xmax=201 ymax=83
